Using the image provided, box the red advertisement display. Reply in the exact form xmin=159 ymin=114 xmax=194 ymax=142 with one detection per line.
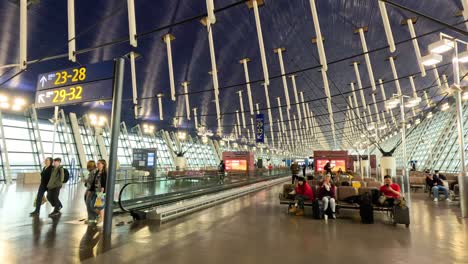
xmin=316 ymin=159 xmax=346 ymax=172
xmin=222 ymin=151 xmax=255 ymax=171
xmin=225 ymin=160 xmax=247 ymax=171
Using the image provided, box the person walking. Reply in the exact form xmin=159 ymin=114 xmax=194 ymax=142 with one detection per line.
xmin=290 ymin=161 xmax=300 ymax=184
xmin=85 ymin=159 xmax=107 ymax=225
xmin=30 ymin=157 xmax=54 ymax=216
xmin=47 ymin=158 xmax=65 ymax=217
xmin=218 ymin=160 xmax=226 ymax=184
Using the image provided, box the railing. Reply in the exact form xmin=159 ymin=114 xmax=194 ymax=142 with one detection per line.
xmin=116 ymin=168 xmax=290 ymax=213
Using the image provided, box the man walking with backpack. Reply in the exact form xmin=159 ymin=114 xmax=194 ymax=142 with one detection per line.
xmin=47 ymin=158 xmax=65 ymax=217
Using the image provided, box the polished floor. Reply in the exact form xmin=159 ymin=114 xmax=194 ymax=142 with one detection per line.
xmin=0 ymin=182 xmax=467 ymax=264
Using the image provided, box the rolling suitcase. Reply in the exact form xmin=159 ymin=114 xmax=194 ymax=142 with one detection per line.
xmin=393 ymin=205 xmax=410 ymax=227
xmin=360 ymin=192 xmax=374 ymax=224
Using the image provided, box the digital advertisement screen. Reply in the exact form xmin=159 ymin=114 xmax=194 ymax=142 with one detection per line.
xmin=225 ymin=159 xmax=247 ymax=171
xmin=316 ymin=159 xmax=346 ymax=172
xmin=147 ymin=153 xmax=155 ymax=167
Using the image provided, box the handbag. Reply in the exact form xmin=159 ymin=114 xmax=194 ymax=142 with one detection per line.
xmin=94 ymin=192 xmax=106 ymax=209
xmin=378 ymin=195 xmax=387 ymax=205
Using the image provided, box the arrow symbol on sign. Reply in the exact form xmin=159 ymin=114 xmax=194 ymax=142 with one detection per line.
xmin=39 ymin=76 xmax=47 ymax=88
xmin=38 ymin=94 xmax=45 ymax=103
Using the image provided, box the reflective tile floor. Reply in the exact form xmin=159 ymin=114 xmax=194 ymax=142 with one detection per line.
xmin=0 ymin=182 xmax=467 ymax=264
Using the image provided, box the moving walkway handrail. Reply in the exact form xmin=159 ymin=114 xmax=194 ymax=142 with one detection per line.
xmin=117 ymin=169 xmax=290 ymax=213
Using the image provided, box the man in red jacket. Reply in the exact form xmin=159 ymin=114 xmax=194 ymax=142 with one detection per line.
xmin=289 ymin=176 xmax=314 ymax=216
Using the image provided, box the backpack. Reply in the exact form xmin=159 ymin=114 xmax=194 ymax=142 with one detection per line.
xmin=63 ymin=168 xmax=70 ymax=183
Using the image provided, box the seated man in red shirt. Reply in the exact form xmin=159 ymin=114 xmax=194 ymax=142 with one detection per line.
xmin=379 ymin=175 xmax=401 ymax=207
xmin=288 ymin=176 xmax=314 ymax=216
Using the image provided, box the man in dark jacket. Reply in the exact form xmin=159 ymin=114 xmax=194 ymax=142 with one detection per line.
xmin=30 ymin=157 xmax=54 ymax=216
xmin=426 ymin=173 xmax=450 ymax=202
xmin=290 ymin=162 xmax=300 ymax=184
xmin=47 ymin=158 xmax=64 ymax=217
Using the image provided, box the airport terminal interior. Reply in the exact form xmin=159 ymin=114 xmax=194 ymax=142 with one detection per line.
xmin=0 ymin=0 xmax=468 ymax=263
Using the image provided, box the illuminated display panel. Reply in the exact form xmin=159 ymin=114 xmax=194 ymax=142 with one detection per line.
xmin=225 ymin=159 xmax=247 ymax=171
xmin=316 ymin=159 xmax=346 ymax=172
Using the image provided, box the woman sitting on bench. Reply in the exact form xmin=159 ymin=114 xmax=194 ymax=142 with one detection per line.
xmin=318 ymin=175 xmax=336 ymax=220
xmin=289 ymin=176 xmax=313 ymax=216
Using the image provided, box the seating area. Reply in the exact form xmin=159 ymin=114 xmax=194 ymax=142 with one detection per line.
xmin=409 ymin=171 xmax=459 ymax=200
xmin=278 ymin=178 xmax=393 ymax=220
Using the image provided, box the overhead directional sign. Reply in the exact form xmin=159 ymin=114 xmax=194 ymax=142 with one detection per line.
xmin=256 ymin=114 xmax=265 ymax=143
xmin=35 ymin=61 xmax=115 ymax=109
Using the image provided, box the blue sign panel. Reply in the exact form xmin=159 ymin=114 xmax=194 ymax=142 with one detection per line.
xmin=256 ymin=114 xmax=265 ymax=143
xmin=35 ymin=61 xmax=115 ymax=109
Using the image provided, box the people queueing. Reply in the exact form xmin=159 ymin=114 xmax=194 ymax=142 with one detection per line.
xmin=426 ymin=172 xmax=451 ymax=202
xmin=30 ymin=157 xmax=54 ymax=216
xmin=85 ymin=159 xmax=107 ymax=225
xmin=379 ymin=175 xmax=401 ymax=207
xmin=290 ymin=161 xmax=300 ymax=184
xmin=46 ymin=158 xmax=65 ymax=217
xmin=288 ymin=176 xmax=314 ymax=216
xmin=318 ymin=174 xmax=336 ymax=220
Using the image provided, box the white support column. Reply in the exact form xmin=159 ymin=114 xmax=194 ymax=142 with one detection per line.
xmin=353 ymin=62 xmax=367 ymax=110
xmin=237 ymin=91 xmax=247 ymax=128
xmin=388 ymin=56 xmax=402 ymax=95
xmin=157 ymin=94 xmax=164 ymax=120
xmin=19 ymin=0 xmax=27 ymax=70
xmin=274 ymin=48 xmax=291 ymax=110
xmin=378 ymin=0 xmax=396 ymax=53
xmin=263 ymin=83 xmax=274 ymax=147
xmin=193 ymin=108 xmax=198 ymax=128
xmin=182 ymin=81 xmax=191 ymax=120
xmin=247 ymin=0 xmax=269 ymax=84
xmin=129 ymin=51 xmax=139 ymax=119
xmin=67 ymin=0 xmax=76 ymax=62
xmin=127 ymin=0 xmax=137 ymax=47
xmin=357 ymin=28 xmax=377 ymax=91
xmin=236 ymin=110 xmax=242 ymax=137
xmin=0 ymin=111 xmax=11 ymax=183
xmin=406 ymin=18 xmax=426 ymax=77
xmin=240 ymin=58 xmax=254 ymax=115
xmin=308 ymin=0 xmax=328 ymax=71
xmin=69 ymin=113 xmax=87 ymax=169
xmin=163 ymin=34 xmax=176 ymax=101
xmin=201 ymin=17 xmax=222 ymax=135
xmin=289 ymin=75 xmax=302 ymax=121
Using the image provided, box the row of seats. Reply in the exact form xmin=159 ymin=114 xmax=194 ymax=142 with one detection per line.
xmin=307 ymin=179 xmax=381 ymax=189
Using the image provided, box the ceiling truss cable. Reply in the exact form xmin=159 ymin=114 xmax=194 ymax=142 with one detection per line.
xmin=240 ymin=58 xmax=255 ymax=115
xmin=182 ymin=81 xmax=191 ymax=120
xmin=127 ymin=0 xmax=137 ymax=47
xmin=378 ymin=0 xmax=396 ymax=53
xmin=193 ymin=108 xmax=198 ymax=128
xmin=67 ymin=0 xmax=76 ymax=62
xmin=357 ymin=28 xmax=377 ymax=92
xmin=247 ymin=0 xmax=270 ymax=85
xmin=201 ymin=17 xmax=222 ymax=135
xmin=308 ymin=0 xmax=328 ymax=71
xmin=352 ymin=62 xmax=368 ymax=110
xmin=262 ymin=83 xmax=275 ymax=147
xmin=237 ymin=90 xmax=247 ymax=128
xmin=289 ymin=75 xmax=303 ymax=121
xmin=274 ymin=48 xmax=291 ymax=110
xmin=19 ymin=0 xmax=27 ymax=70
xmin=388 ymin=56 xmax=402 ymax=95
xmin=404 ymin=18 xmax=426 ymax=77
xmin=163 ymin=34 xmax=176 ymax=101
xmin=129 ymin=51 xmax=139 ymax=119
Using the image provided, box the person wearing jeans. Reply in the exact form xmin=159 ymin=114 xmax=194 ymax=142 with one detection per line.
xmin=318 ymin=175 xmax=336 ymax=220
xmin=47 ymin=158 xmax=64 ymax=217
xmin=288 ymin=176 xmax=313 ymax=216
xmin=85 ymin=159 xmax=107 ymax=225
xmin=426 ymin=173 xmax=450 ymax=202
